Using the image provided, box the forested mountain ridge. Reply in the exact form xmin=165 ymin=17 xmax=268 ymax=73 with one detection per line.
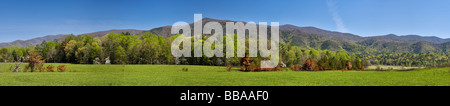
xmin=1 ymin=18 xmax=449 ymax=54
xmin=0 ymin=29 xmax=144 ymax=48
xmin=0 ymin=34 xmax=68 ymax=48
xmin=145 ymin=18 xmax=450 ymax=54
xmin=366 ymin=34 xmax=450 ymax=43
xmin=278 ymin=25 xmax=450 ymax=54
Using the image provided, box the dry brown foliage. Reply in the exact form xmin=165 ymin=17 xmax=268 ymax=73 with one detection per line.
xmin=227 ymin=65 xmax=233 ymax=71
xmin=23 ymin=66 xmax=28 ymax=72
xmin=47 ymin=65 xmax=55 ymax=72
xmin=28 ymin=50 xmax=45 ymax=72
xmin=303 ymin=59 xmax=318 ymax=71
xmin=38 ymin=63 xmax=46 ymax=72
xmin=346 ymin=61 xmax=353 ymax=70
xmin=291 ymin=65 xmax=301 ymax=71
xmin=57 ymin=65 xmax=66 ymax=72
xmin=240 ymin=66 xmax=245 ymax=71
xmin=275 ymin=65 xmax=282 ymax=71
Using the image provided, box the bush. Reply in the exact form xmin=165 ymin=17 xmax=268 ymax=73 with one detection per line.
xmin=240 ymin=66 xmax=245 ymax=71
xmin=440 ymin=63 xmax=450 ymax=67
xmin=57 ymin=65 xmax=66 ymax=72
xmin=227 ymin=65 xmax=233 ymax=71
xmin=291 ymin=65 xmax=301 ymax=71
xmin=47 ymin=65 xmax=55 ymax=72
xmin=346 ymin=61 xmax=353 ymax=70
xmin=248 ymin=64 xmax=258 ymax=72
xmin=376 ymin=66 xmax=382 ymax=71
xmin=182 ymin=67 xmax=188 ymax=72
xmin=275 ymin=65 xmax=282 ymax=71
xmin=302 ymin=59 xmax=318 ymax=71
xmin=38 ymin=64 xmax=46 ymax=72
xmin=23 ymin=66 xmax=28 ymax=72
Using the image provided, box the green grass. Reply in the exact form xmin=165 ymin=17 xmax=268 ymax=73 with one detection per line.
xmin=366 ymin=65 xmax=424 ymax=70
xmin=0 ymin=63 xmax=449 ymax=86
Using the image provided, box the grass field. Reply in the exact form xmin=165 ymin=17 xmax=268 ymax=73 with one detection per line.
xmin=0 ymin=63 xmax=449 ymax=86
xmin=366 ymin=65 xmax=424 ymax=70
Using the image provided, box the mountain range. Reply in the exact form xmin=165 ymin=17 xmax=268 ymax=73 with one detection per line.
xmin=0 ymin=29 xmax=144 ymax=48
xmin=1 ymin=18 xmax=449 ymax=54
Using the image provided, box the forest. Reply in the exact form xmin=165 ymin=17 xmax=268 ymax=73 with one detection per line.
xmin=0 ymin=32 xmax=449 ymax=71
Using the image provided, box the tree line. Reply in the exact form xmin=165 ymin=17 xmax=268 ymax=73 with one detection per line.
xmin=0 ymin=32 xmax=449 ymax=69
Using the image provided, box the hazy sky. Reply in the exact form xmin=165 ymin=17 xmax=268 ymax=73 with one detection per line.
xmin=1 ymin=0 xmax=449 ymax=42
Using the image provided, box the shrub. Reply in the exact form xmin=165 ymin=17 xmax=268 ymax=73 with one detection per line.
xmin=291 ymin=65 xmax=301 ymax=71
xmin=227 ymin=65 xmax=233 ymax=71
xmin=248 ymin=65 xmax=258 ymax=72
xmin=376 ymin=66 xmax=382 ymax=71
xmin=38 ymin=64 xmax=46 ymax=72
xmin=275 ymin=65 xmax=282 ymax=71
xmin=440 ymin=63 xmax=450 ymax=67
xmin=182 ymin=67 xmax=188 ymax=72
xmin=346 ymin=61 xmax=353 ymax=70
xmin=240 ymin=66 xmax=245 ymax=71
xmin=57 ymin=65 xmax=66 ymax=72
xmin=291 ymin=65 xmax=299 ymax=71
xmin=303 ymin=59 xmax=318 ymax=71
xmin=47 ymin=65 xmax=55 ymax=72
xmin=23 ymin=66 xmax=28 ymax=72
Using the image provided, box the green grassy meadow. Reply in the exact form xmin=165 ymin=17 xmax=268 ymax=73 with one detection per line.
xmin=0 ymin=63 xmax=449 ymax=86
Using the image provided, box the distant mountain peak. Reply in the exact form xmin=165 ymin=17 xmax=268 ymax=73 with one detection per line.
xmin=201 ymin=17 xmax=220 ymax=21
xmin=280 ymin=24 xmax=299 ymax=27
xmin=280 ymin=24 xmax=302 ymax=30
xmin=198 ymin=17 xmax=237 ymax=23
xmin=385 ymin=34 xmax=397 ymax=37
xmin=370 ymin=34 xmax=450 ymax=43
xmin=200 ymin=17 xmax=217 ymax=22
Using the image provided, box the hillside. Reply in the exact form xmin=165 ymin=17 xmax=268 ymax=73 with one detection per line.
xmin=1 ymin=18 xmax=449 ymax=54
xmin=0 ymin=34 xmax=68 ymax=48
xmin=145 ymin=18 xmax=450 ymax=54
xmin=366 ymin=34 xmax=450 ymax=43
xmin=0 ymin=29 xmax=145 ymax=48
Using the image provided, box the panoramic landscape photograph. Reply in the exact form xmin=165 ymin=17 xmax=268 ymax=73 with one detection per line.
xmin=0 ymin=0 xmax=449 ymax=86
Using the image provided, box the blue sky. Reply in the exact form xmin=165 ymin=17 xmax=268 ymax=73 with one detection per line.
xmin=0 ymin=0 xmax=449 ymax=42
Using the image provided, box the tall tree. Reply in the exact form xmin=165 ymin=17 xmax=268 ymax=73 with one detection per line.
xmin=113 ymin=45 xmax=127 ymax=64
xmin=28 ymin=50 xmax=44 ymax=72
xmin=64 ymin=40 xmax=77 ymax=63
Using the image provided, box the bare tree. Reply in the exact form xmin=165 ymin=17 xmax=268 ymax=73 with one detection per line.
xmin=12 ymin=57 xmax=23 ymax=72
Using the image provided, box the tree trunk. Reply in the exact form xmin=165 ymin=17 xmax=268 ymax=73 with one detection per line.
xmin=12 ymin=62 xmax=21 ymax=72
